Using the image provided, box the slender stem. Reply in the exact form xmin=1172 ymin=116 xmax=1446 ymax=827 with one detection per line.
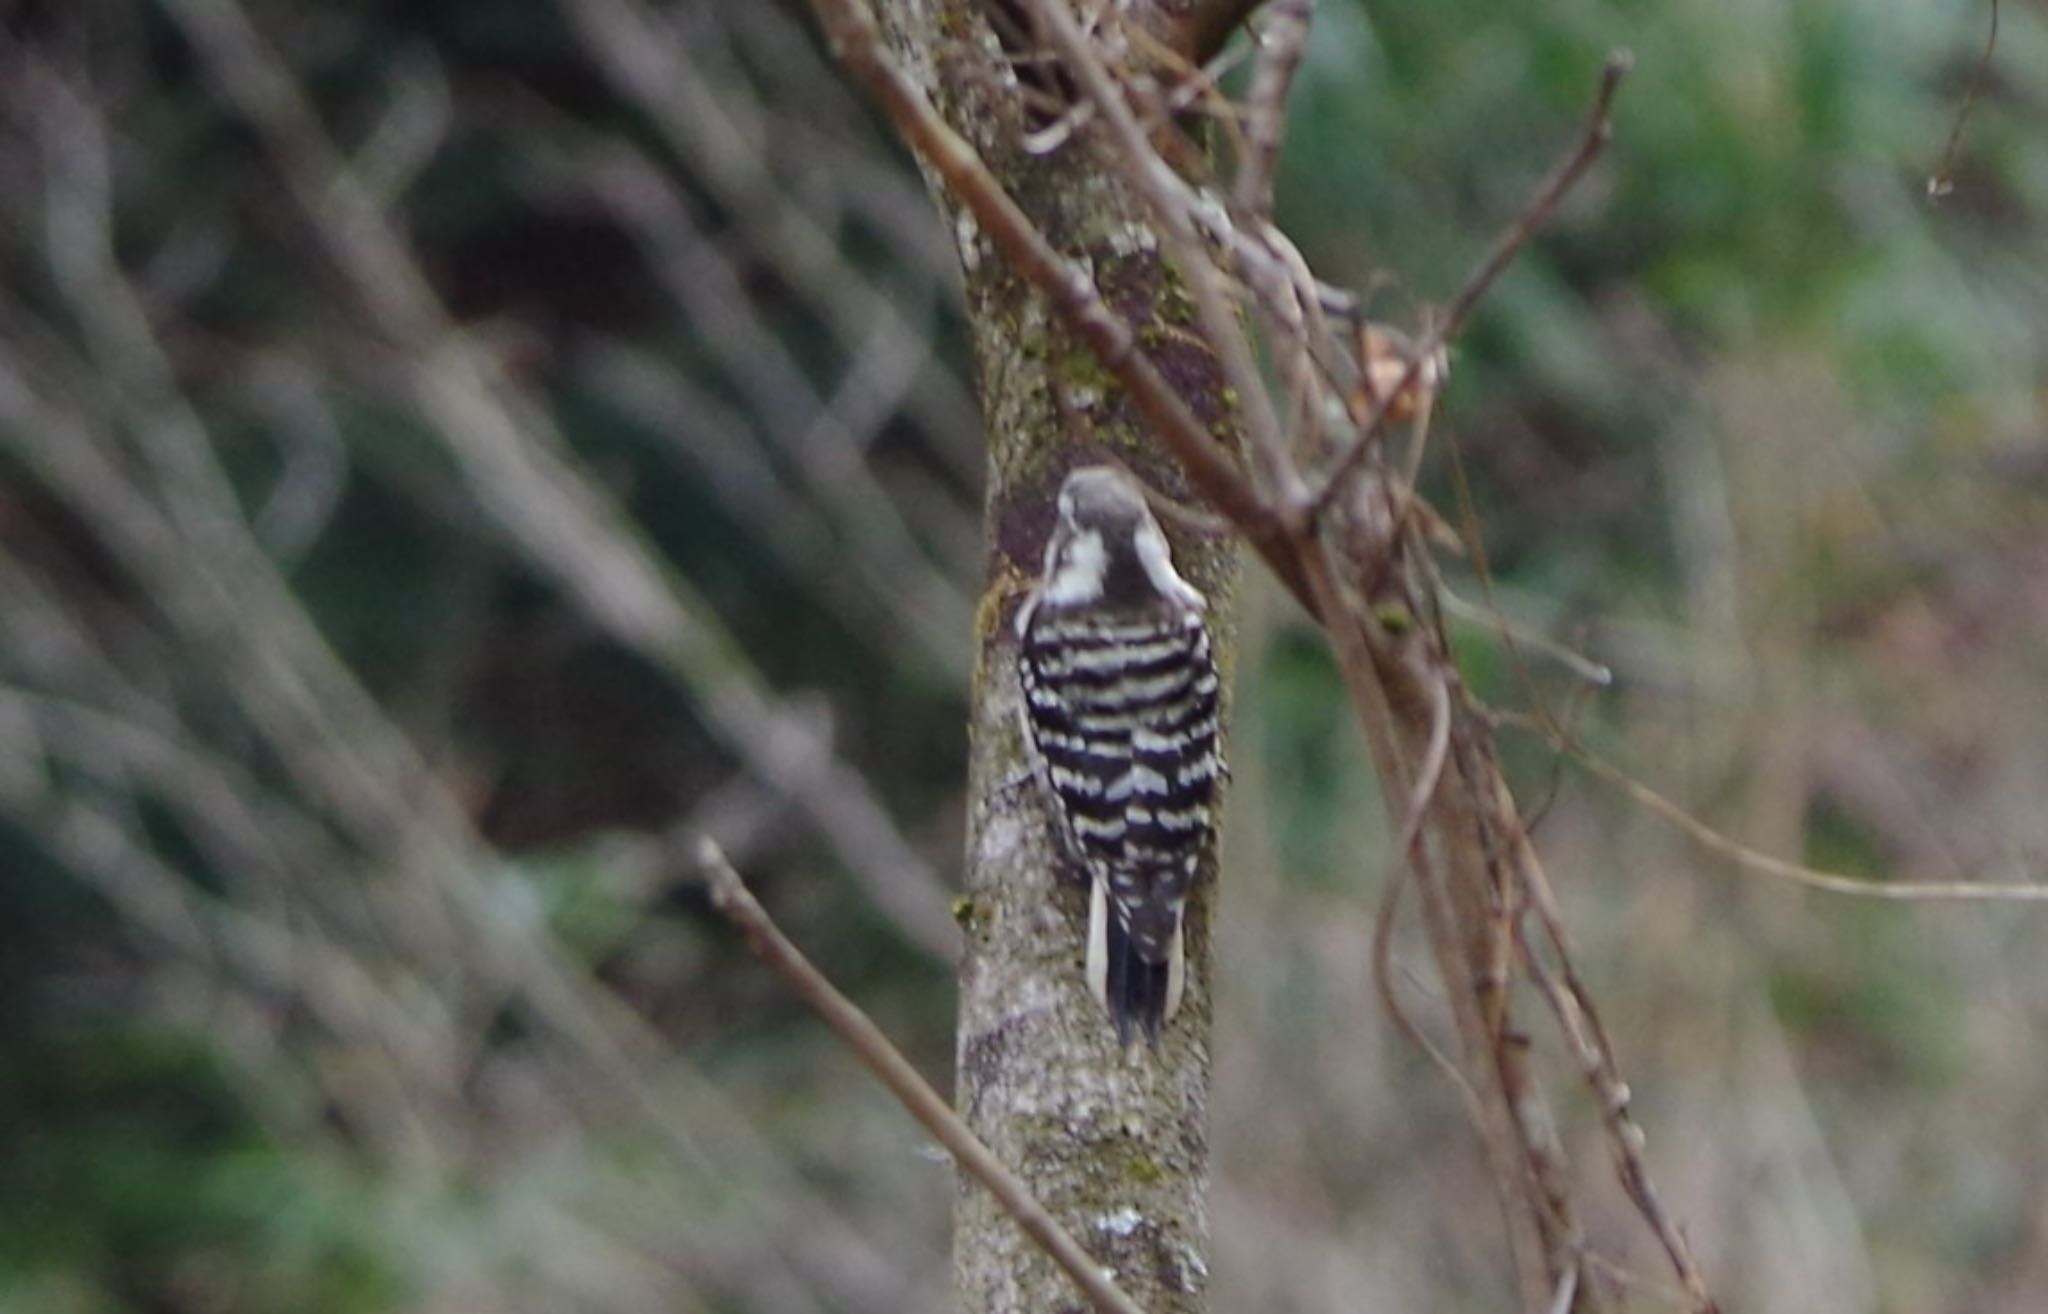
xmin=1926 ymin=0 xmax=1999 ymax=199
xmin=1028 ymin=0 xmax=1303 ymax=507
xmin=1566 ymin=749 xmax=2048 ymax=902
xmin=802 ymin=0 xmax=1318 ymax=610
xmin=1233 ymin=0 xmax=1314 ymax=218
xmin=695 ymin=840 xmax=1149 ymax=1314
xmin=1308 ymin=51 xmax=1632 ymax=522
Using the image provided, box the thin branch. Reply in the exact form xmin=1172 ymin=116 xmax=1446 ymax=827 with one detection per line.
xmin=1926 ymin=0 xmax=1998 ymax=200
xmin=1369 ymin=672 xmax=1489 ymax=1131
xmin=1294 ymin=530 xmax=1558 ymax=1303
xmin=1514 ymin=681 xmax=1600 ymax=841
xmin=800 ymin=0 xmax=1317 ymax=611
xmin=1232 ymin=0 xmax=1314 ymax=219
xmin=695 ymin=839 xmax=1148 ymax=1314
xmin=1439 ymin=588 xmax=1614 ymax=689
xmin=1030 ymin=0 xmax=1303 ymax=507
xmin=1428 ymin=368 xmax=1599 ymax=812
xmin=1512 ymin=827 xmax=1714 ymax=1310
xmin=1569 ymin=747 xmax=2048 ymax=902
xmin=1308 ymin=50 xmax=1632 ymax=522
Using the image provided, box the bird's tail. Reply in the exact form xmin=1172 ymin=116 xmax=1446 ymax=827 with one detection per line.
xmin=1086 ymin=879 xmax=1184 ymax=1046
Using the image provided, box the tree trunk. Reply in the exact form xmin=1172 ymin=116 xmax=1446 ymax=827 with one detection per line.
xmin=871 ymin=2 xmax=1244 ymax=1309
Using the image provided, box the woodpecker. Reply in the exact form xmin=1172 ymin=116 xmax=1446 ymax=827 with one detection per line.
xmin=1014 ymin=465 xmax=1222 ymax=1045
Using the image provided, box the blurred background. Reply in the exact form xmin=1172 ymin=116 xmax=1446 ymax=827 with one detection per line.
xmin=2 ymin=0 xmax=2045 ymax=1311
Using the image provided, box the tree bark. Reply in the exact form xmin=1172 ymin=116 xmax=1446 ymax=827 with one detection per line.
xmin=870 ymin=2 xmax=1243 ymax=1309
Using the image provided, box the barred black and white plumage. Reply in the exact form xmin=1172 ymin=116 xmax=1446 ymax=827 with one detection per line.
xmin=1015 ymin=466 xmax=1221 ymax=1045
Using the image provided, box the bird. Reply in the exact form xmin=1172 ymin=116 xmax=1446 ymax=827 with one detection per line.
xmin=1013 ymin=465 xmax=1222 ymax=1044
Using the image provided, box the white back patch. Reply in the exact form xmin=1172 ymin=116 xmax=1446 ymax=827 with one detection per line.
xmin=1133 ymin=519 xmax=1206 ymax=611
xmin=1042 ymin=528 xmax=1108 ymax=607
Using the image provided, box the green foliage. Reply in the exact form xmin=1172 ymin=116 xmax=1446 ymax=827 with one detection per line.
xmin=0 ymin=1022 xmax=399 ymax=1314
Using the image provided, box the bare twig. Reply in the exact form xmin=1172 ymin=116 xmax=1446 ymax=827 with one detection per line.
xmin=1523 ymin=949 xmax=1690 ymax=1303
xmin=1308 ymin=51 xmax=1632 ymax=522
xmin=1571 ymin=746 xmax=2048 ymax=902
xmin=1927 ymin=0 xmax=1999 ymax=199
xmin=1510 ymin=821 xmax=1715 ymax=1310
xmin=800 ymin=0 xmax=1316 ymax=610
xmin=1368 ymin=672 xmax=1490 ymax=1131
xmin=1439 ymin=588 xmax=1614 ymax=688
xmin=695 ymin=839 xmax=1148 ymax=1314
xmin=1233 ymin=0 xmax=1314 ymax=218
xmin=1291 ymin=530 xmax=1560 ymax=1303
xmin=1028 ymin=0 xmax=1302 ymax=507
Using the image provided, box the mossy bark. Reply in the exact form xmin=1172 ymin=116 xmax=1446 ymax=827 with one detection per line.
xmin=872 ymin=3 xmax=1242 ymax=1310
